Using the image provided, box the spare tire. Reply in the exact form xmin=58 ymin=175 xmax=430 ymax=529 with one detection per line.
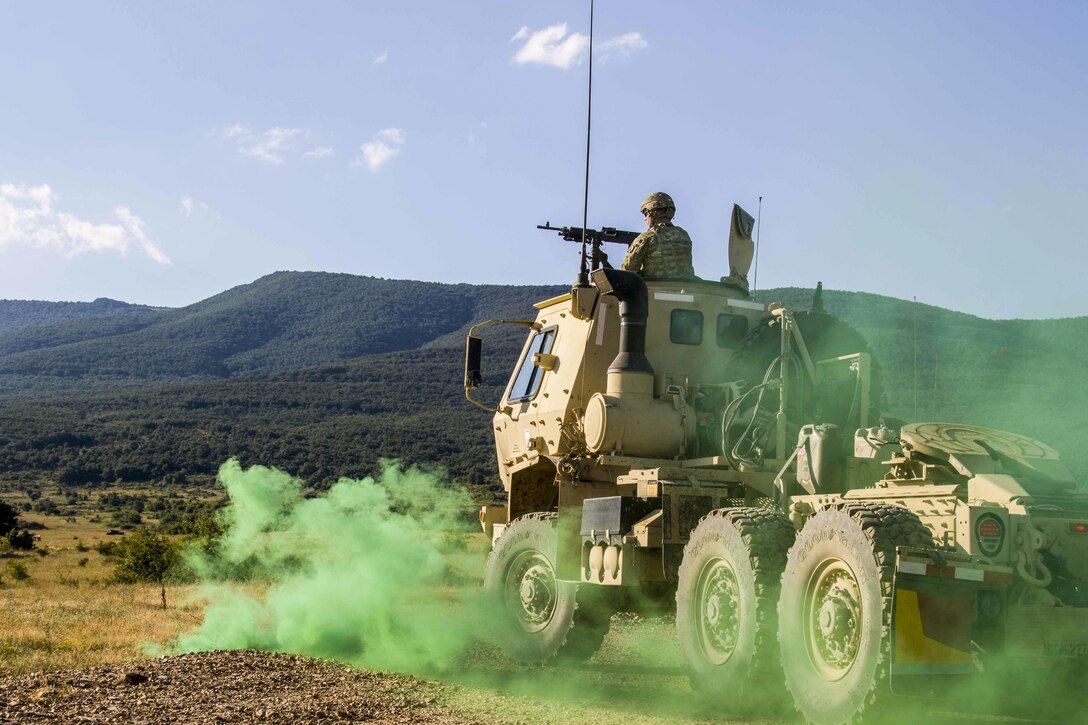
xmin=724 ymin=311 xmax=883 ymax=463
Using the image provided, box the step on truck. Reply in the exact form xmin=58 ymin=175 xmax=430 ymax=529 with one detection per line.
xmin=463 ymin=206 xmax=1088 ymax=724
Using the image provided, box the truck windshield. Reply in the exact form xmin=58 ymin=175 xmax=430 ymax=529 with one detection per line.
xmin=507 ymin=329 xmax=555 ymax=402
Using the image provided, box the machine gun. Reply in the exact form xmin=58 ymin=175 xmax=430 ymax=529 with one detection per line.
xmin=537 ymin=223 xmax=640 ymax=272
xmin=537 ymin=223 xmax=639 ymax=247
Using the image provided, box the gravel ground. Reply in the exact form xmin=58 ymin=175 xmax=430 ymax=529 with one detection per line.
xmin=0 ymin=630 xmax=1058 ymax=724
xmin=0 ymin=650 xmax=476 ymax=724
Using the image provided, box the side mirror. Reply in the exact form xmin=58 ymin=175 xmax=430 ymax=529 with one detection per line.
xmin=465 ymin=336 xmax=483 ymax=390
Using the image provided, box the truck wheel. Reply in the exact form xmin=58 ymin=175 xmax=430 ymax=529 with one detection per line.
xmin=778 ymin=503 xmax=930 ymax=724
xmin=677 ymin=508 xmax=795 ymax=697
xmin=484 ymin=513 xmax=609 ymax=663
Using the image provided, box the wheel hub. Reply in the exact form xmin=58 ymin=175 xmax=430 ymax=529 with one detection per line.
xmin=505 ymin=552 xmax=558 ymax=633
xmin=805 ymin=559 xmax=862 ymax=681
xmin=696 ymin=559 xmax=741 ymax=664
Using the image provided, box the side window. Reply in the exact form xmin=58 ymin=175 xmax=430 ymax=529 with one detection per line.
xmin=507 ymin=329 xmax=555 ymax=402
xmin=716 ymin=314 xmax=749 ymax=348
xmin=670 ymin=309 xmax=703 ymax=345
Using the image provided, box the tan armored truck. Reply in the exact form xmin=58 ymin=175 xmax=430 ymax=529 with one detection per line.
xmin=463 ymin=207 xmax=1088 ymax=724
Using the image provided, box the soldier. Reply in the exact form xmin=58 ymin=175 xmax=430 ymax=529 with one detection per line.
xmin=621 ymin=192 xmax=695 ymax=278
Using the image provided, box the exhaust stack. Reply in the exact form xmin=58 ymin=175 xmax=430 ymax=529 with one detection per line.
xmin=585 ymin=268 xmax=690 ymax=457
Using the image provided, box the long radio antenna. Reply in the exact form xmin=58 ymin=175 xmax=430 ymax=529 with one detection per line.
xmin=577 ymin=0 xmax=595 ymax=284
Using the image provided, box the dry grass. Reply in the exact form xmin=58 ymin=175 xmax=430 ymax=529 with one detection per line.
xmin=0 ymin=488 xmax=486 ymax=677
xmin=0 ymin=507 xmax=206 ymax=675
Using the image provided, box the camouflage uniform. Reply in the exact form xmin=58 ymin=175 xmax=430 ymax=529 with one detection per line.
xmin=621 ymin=222 xmax=695 ymax=278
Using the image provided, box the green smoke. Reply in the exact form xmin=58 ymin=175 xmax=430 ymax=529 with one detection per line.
xmin=173 ymin=459 xmax=484 ymax=672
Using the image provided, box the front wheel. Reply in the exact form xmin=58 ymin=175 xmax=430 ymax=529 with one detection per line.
xmin=778 ymin=503 xmax=931 ymax=724
xmin=483 ymin=513 xmax=609 ymax=663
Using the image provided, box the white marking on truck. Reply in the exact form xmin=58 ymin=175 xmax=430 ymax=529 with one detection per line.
xmin=595 ymin=306 xmax=607 ymax=345
xmin=728 ymin=298 xmax=767 ymax=311
xmin=654 ymin=293 xmax=694 ymax=302
xmin=898 ymin=561 xmax=927 ymax=576
xmin=954 ymin=567 xmax=985 ymax=582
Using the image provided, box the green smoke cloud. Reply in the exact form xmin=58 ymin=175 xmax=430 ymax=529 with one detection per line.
xmin=173 ymin=459 xmax=484 ymax=672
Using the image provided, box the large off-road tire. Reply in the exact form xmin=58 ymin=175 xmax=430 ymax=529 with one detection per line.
xmin=677 ymin=508 xmax=796 ymax=697
xmin=777 ymin=503 xmax=931 ymax=724
xmin=484 ymin=513 xmax=610 ymax=663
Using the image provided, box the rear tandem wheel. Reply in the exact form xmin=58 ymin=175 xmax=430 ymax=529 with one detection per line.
xmin=777 ymin=503 xmax=931 ymax=724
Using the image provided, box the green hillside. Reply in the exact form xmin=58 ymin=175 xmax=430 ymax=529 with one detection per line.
xmin=0 ymin=274 xmax=1084 ymax=493
xmin=0 ymin=272 xmax=561 ymax=398
xmin=0 ymin=297 xmax=159 ymax=337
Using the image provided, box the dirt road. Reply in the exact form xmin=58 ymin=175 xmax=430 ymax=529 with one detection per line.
xmin=0 ymin=618 xmax=1060 ymax=724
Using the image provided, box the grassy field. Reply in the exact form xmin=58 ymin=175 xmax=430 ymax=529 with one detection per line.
xmin=0 ymin=482 xmax=488 ymax=677
xmin=0 ymin=488 xmax=218 ymax=675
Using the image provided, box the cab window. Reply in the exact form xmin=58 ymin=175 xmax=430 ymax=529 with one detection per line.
xmin=670 ymin=309 xmax=703 ymax=345
xmin=716 ymin=314 xmax=749 ymax=348
xmin=508 ymin=329 xmax=555 ymax=402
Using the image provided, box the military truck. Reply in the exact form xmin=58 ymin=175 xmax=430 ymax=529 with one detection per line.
xmin=463 ymin=206 xmax=1088 ymax=723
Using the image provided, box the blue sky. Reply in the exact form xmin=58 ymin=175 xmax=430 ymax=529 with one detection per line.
xmin=1 ymin=1 xmax=1084 ymax=319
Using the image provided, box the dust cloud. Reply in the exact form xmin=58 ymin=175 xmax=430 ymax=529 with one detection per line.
xmin=172 ymin=459 xmax=486 ymax=673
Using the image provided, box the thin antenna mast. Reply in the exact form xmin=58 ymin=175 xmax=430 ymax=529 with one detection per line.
xmin=752 ymin=196 xmax=763 ymax=293
xmin=913 ymin=296 xmax=918 ymax=420
xmin=577 ymin=0 xmax=596 ymax=284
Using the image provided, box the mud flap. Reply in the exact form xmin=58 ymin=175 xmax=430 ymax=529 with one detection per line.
xmin=890 ymin=552 xmax=990 ymax=695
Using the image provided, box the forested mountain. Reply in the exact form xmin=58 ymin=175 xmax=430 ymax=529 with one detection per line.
xmin=0 ymin=272 xmax=1084 ymax=495
xmin=0 ymin=297 xmax=159 ymax=336
xmin=0 ymin=273 xmax=561 ymax=398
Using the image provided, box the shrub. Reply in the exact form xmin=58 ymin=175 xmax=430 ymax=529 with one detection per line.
xmin=0 ymin=500 xmax=17 ymax=535
xmin=111 ymin=528 xmax=180 ymax=609
xmin=111 ymin=508 xmax=142 ymax=529
xmin=32 ymin=498 xmax=59 ymax=515
xmin=4 ymin=530 xmax=34 ymax=551
xmin=7 ymin=560 xmax=30 ymax=581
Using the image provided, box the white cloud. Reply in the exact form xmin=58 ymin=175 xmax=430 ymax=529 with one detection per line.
xmin=352 ymin=128 xmax=406 ymax=172
xmin=600 ymin=32 xmax=648 ymax=61
xmin=179 ymin=195 xmax=215 ymax=218
xmin=114 ymin=206 xmax=171 ymax=265
xmin=301 ymin=146 xmax=334 ymax=160
xmin=222 ymin=123 xmax=252 ymax=138
xmin=376 ymin=128 xmax=405 ymax=145
xmin=373 ymin=50 xmax=388 ymax=64
xmin=239 ymin=127 xmax=305 ymax=164
xmin=220 ymin=125 xmax=307 ymax=164
xmin=511 ymin=24 xmax=647 ymax=69
xmin=0 ymin=183 xmax=171 ymax=265
xmin=511 ymin=23 xmax=588 ymax=70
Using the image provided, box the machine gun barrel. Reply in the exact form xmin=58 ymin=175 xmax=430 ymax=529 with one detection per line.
xmin=537 ymin=223 xmax=639 ymax=247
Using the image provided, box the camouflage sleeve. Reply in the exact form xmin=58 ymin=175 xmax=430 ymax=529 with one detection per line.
xmin=622 ymin=230 xmax=653 ymax=272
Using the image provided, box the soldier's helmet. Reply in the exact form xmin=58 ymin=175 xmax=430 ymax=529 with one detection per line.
xmin=640 ymin=192 xmax=676 ymax=218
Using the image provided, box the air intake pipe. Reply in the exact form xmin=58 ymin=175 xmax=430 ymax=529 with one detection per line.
xmin=591 ymin=268 xmax=653 ymax=377
xmin=584 ymin=268 xmax=692 ymax=457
